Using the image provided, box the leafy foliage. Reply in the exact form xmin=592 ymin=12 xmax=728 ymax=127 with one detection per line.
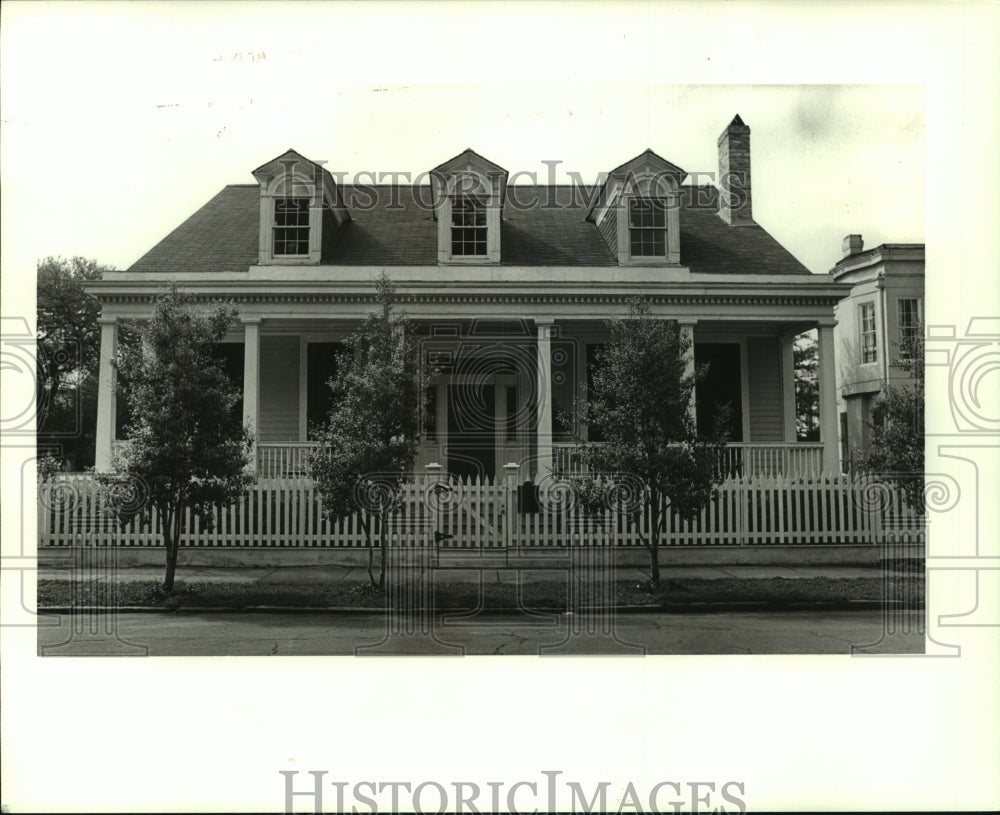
xmin=857 ymin=324 xmax=924 ymax=512
xmin=36 ymin=256 xmax=113 ymax=468
xmin=307 ymin=273 xmax=422 ymax=588
xmin=793 ymin=330 xmax=820 ymax=441
xmin=103 ymin=287 xmax=252 ymax=590
xmin=565 ymin=298 xmax=729 ymax=583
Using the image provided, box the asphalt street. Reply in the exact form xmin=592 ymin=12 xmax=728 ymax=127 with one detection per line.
xmin=37 ymin=608 xmax=925 ymax=656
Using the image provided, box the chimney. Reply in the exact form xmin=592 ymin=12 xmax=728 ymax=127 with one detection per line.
xmin=842 ymin=234 xmax=864 ymax=258
xmin=718 ymin=114 xmax=752 ymax=225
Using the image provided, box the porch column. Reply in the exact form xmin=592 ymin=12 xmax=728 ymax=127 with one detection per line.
xmin=817 ymin=321 xmax=839 ymax=473
xmin=780 ymin=332 xmax=798 ymax=442
xmin=535 ymin=318 xmax=555 ymax=479
xmin=242 ymin=319 xmax=261 ymax=475
xmin=678 ymin=319 xmax=697 ymax=428
xmin=94 ymin=317 xmax=118 ymax=471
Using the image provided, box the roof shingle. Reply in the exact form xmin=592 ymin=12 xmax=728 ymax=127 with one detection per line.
xmin=128 ymin=183 xmax=809 ymax=275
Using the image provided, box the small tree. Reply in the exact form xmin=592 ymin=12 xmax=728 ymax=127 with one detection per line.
xmin=793 ymin=331 xmax=820 ymax=441
xmin=858 ymin=324 xmax=924 ymax=512
xmin=104 ymin=288 xmax=252 ymax=591
xmin=566 ymin=298 xmax=729 ymax=585
xmin=36 ymin=255 xmax=113 ymax=468
xmin=307 ymin=274 xmax=422 ymax=590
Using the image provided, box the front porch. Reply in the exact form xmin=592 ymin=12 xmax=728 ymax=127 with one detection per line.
xmin=91 ymin=268 xmax=848 ymax=482
xmin=97 ymin=314 xmax=842 ymax=480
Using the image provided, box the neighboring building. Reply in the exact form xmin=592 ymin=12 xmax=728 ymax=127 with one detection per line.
xmin=831 ymin=236 xmax=925 ymax=469
xmin=87 ymin=115 xmax=852 ymax=481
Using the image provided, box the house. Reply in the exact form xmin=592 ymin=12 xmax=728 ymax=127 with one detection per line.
xmin=87 ymin=115 xmax=852 ymax=483
xmin=831 ymin=236 xmax=925 ymax=469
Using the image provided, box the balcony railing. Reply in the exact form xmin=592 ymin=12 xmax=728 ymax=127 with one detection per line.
xmin=553 ymin=442 xmax=825 ymax=479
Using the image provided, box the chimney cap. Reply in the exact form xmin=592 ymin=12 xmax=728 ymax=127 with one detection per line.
xmin=718 ymin=114 xmax=751 ymax=146
xmin=842 ymin=234 xmax=864 ymax=258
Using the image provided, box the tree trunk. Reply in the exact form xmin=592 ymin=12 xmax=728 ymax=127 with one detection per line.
xmin=378 ymin=514 xmax=388 ymax=592
xmin=162 ymin=508 xmax=181 ymax=592
xmin=648 ymin=498 xmax=661 ymax=586
xmin=360 ymin=516 xmax=378 ymax=589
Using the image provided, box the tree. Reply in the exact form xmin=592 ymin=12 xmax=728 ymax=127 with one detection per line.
xmin=793 ymin=330 xmax=820 ymax=441
xmin=857 ymin=324 xmax=924 ymax=512
xmin=36 ymin=256 xmax=114 ymax=469
xmin=307 ymin=274 xmax=422 ymax=590
xmin=103 ymin=288 xmax=252 ymax=591
xmin=564 ymin=298 xmax=729 ymax=585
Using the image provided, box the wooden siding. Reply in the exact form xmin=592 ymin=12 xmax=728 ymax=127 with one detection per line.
xmin=747 ymin=338 xmax=784 ymax=442
xmin=259 ymin=336 xmax=300 ymax=441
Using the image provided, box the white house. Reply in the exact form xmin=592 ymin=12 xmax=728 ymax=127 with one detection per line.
xmin=831 ymin=236 xmax=925 ymax=468
xmin=87 ymin=115 xmax=851 ymax=483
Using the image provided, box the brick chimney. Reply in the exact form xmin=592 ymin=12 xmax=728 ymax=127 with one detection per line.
xmin=842 ymin=234 xmax=864 ymax=258
xmin=718 ymin=114 xmax=753 ymax=225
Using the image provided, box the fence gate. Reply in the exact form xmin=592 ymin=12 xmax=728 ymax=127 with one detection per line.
xmin=423 ymin=474 xmax=512 ymax=550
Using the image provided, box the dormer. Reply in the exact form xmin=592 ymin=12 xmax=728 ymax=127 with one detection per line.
xmin=587 ymin=149 xmax=686 ymax=266
xmin=252 ymin=149 xmax=350 ymax=265
xmin=429 ymin=149 xmax=508 ymax=264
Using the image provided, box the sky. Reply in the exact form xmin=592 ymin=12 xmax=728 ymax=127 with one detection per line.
xmin=1 ymin=5 xmax=924 ymax=276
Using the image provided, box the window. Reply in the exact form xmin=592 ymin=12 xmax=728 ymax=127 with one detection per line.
xmin=897 ymin=298 xmax=921 ymax=356
xmin=628 ymin=197 xmax=667 ymax=257
xmin=450 ymin=196 xmax=487 ymax=256
xmin=859 ymin=302 xmax=877 ymax=364
xmin=273 ymin=197 xmax=310 ymax=255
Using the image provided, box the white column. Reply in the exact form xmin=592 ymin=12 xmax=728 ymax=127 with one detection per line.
xmin=817 ymin=322 xmax=839 ymax=473
xmin=94 ymin=318 xmax=118 ymax=471
xmin=535 ymin=318 xmax=555 ymax=479
xmin=243 ymin=320 xmax=261 ymax=474
xmin=780 ymin=332 xmax=798 ymax=443
xmin=678 ymin=319 xmax=697 ymax=428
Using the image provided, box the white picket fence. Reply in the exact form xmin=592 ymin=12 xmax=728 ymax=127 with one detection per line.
xmin=38 ymin=472 xmax=921 ymax=549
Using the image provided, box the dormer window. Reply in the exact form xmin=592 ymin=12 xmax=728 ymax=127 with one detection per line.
xmin=273 ymin=197 xmax=311 ymax=256
xmin=451 ymin=195 xmax=488 ymax=256
xmin=587 ymin=149 xmax=686 ymax=266
xmin=430 ymin=149 xmax=508 ymax=264
xmin=251 ymin=149 xmax=351 ymax=265
xmin=628 ymin=197 xmax=667 ymax=257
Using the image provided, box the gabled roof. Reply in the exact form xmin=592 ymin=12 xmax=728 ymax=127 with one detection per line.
xmin=428 ymin=148 xmax=509 ymax=215
xmin=587 ymin=148 xmax=688 ymax=220
xmin=127 ymin=182 xmax=811 ymax=275
xmin=252 ymin=148 xmax=328 ymax=181
xmin=430 ymin=147 xmax=508 ymax=178
xmin=606 ymin=148 xmax=687 ymax=181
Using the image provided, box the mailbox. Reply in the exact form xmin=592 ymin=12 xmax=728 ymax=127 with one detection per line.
xmin=517 ymin=481 xmax=540 ymax=514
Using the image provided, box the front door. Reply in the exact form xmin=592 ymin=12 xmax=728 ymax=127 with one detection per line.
xmin=694 ymin=343 xmax=743 ymax=440
xmin=447 ymin=382 xmax=496 ymax=479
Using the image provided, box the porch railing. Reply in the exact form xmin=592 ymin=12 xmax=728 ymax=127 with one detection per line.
xmin=553 ymin=442 xmax=825 ymax=478
xmin=257 ymin=443 xmax=318 ymax=479
xmin=257 ymin=442 xmax=826 ymax=480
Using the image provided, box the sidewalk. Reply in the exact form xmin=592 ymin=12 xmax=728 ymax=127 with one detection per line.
xmin=37 ymin=560 xmax=923 ymax=613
